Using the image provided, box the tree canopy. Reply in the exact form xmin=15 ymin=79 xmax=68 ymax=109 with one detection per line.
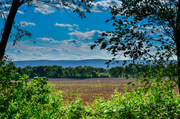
xmin=91 ymin=0 xmax=180 ymax=90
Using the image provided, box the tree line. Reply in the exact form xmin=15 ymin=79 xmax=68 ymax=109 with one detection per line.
xmin=16 ymin=65 xmax=133 ymax=78
xmin=16 ymin=62 xmax=177 ymax=78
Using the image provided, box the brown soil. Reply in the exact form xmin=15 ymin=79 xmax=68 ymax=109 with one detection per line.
xmin=48 ymin=78 xmax=179 ymax=106
xmin=49 ymin=78 xmax=142 ymax=105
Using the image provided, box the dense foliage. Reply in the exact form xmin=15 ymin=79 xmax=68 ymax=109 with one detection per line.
xmin=1 ymin=61 xmax=180 ymax=118
xmin=17 ymin=65 xmax=109 ymax=78
xmin=91 ymin=0 xmax=180 ymax=91
xmin=15 ymin=65 xmax=145 ymax=78
xmin=16 ymin=61 xmax=178 ymax=79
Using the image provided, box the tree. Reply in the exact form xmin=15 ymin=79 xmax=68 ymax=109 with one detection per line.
xmin=109 ymin=66 xmax=124 ymax=77
xmin=0 ymin=0 xmax=92 ymax=60
xmin=91 ymin=0 xmax=180 ymax=91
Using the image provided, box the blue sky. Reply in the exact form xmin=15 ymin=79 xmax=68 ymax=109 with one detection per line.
xmin=0 ymin=0 xmax=126 ymax=61
xmin=0 ymin=0 xmax=176 ymax=61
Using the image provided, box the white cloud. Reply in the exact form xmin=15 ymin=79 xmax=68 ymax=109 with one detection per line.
xmin=55 ymin=23 xmax=72 ymax=27
xmin=61 ymin=48 xmax=71 ymax=52
xmin=62 ymin=39 xmax=83 ymax=47
xmin=15 ymin=49 xmax=27 ymax=54
xmin=132 ymin=25 xmax=173 ymax=38
xmin=55 ymin=23 xmax=79 ymax=31
xmin=19 ymin=21 xmax=36 ymax=27
xmin=32 ymin=46 xmax=45 ymax=50
xmin=34 ymin=4 xmax=54 ymax=14
xmin=73 ymin=24 xmax=79 ymax=27
xmin=91 ymin=0 xmax=122 ymax=12
xmin=6 ymin=38 xmax=115 ymax=61
xmin=68 ymin=30 xmax=103 ymax=40
xmin=37 ymin=37 xmax=61 ymax=43
xmin=68 ymin=27 xmax=73 ymax=31
xmin=51 ymin=48 xmax=59 ymax=52
xmin=32 ymin=0 xmax=122 ymax=15
xmin=18 ymin=10 xmax=24 ymax=14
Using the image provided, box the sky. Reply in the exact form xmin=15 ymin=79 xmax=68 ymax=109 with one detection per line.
xmin=0 ymin=0 xmax=176 ymax=61
xmin=0 ymin=0 xmax=126 ymax=61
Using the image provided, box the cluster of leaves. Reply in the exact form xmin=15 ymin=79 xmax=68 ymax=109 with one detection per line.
xmin=132 ymin=59 xmax=180 ymax=89
xmin=91 ymin=0 xmax=177 ymax=66
xmin=0 ymin=76 xmax=66 ymax=118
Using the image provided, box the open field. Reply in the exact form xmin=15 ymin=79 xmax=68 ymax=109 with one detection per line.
xmin=48 ymin=78 xmax=179 ymax=106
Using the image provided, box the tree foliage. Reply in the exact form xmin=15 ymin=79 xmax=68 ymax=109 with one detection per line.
xmin=91 ymin=0 xmax=180 ymax=91
xmin=92 ymin=0 xmax=177 ymax=60
xmin=14 ymin=62 xmax=177 ymax=79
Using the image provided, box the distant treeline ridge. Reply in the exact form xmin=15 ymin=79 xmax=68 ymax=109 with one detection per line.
xmin=16 ymin=63 xmax=176 ymax=78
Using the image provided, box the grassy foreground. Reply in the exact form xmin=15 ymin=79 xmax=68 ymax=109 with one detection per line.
xmin=1 ymin=76 xmax=180 ymax=118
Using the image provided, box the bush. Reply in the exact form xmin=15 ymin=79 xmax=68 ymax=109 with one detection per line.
xmin=0 ymin=59 xmax=65 ymax=118
xmin=91 ymin=79 xmax=180 ymax=118
xmin=0 ymin=75 xmax=65 ymax=118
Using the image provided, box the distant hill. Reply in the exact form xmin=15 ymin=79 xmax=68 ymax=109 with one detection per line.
xmin=11 ymin=59 xmax=176 ymax=68
xmin=12 ymin=59 xmax=136 ymax=68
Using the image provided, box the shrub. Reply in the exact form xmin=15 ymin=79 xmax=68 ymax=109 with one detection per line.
xmin=0 ymin=75 xmax=66 ymax=118
xmin=0 ymin=59 xmax=65 ymax=118
xmin=91 ymin=79 xmax=180 ymax=118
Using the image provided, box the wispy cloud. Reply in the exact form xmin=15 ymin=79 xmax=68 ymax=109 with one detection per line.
xmin=7 ymin=38 xmax=114 ymax=61
xmin=32 ymin=0 xmax=122 ymax=15
xmin=91 ymin=0 xmax=122 ymax=12
xmin=55 ymin=23 xmax=79 ymax=31
xmin=18 ymin=10 xmax=24 ymax=14
xmin=37 ymin=37 xmax=61 ymax=43
xmin=73 ymin=24 xmax=79 ymax=27
xmin=55 ymin=23 xmax=72 ymax=27
xmin=68 ymin=30 xmax=103 ymax=40
xmin=19 ymin=21 xmax=36 ymax=27
xmin=34 ymin=4 xmax=54 ymax=14
xmin=68 ymin=27 xmax=73 ymax=31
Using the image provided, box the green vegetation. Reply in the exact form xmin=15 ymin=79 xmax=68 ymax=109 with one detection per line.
xmin=16 ymin=61 xmax=178 ymax=79
xmin=0 ymin=0 xmax=180 ymax=118
xmin=91 ymin=0 xmax=180 ymax=91
xmin=0 ymin=58 xmax=179 ymax=118
xmin=17 ymin=65 xmax=109 ymax=78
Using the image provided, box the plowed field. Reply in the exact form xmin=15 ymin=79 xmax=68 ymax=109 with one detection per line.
xmin=48 ymin=78 xmax=179 ymax=106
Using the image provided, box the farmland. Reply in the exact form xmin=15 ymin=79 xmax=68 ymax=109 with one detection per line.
xmin=49 ymin=78 xmax=179 ymax=106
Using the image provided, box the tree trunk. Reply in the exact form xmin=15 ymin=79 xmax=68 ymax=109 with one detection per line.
xmin=177 ymin=40 xmax=180 ymax=93
xmin=0 ymin=0 xmax=20 ymax=61
xmin=176 ymin=0 xmax=180 ymax=93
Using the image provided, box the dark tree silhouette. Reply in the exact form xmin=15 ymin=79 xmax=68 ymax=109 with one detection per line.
xmin=91 ymin=0 xmax=180 ymax=91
